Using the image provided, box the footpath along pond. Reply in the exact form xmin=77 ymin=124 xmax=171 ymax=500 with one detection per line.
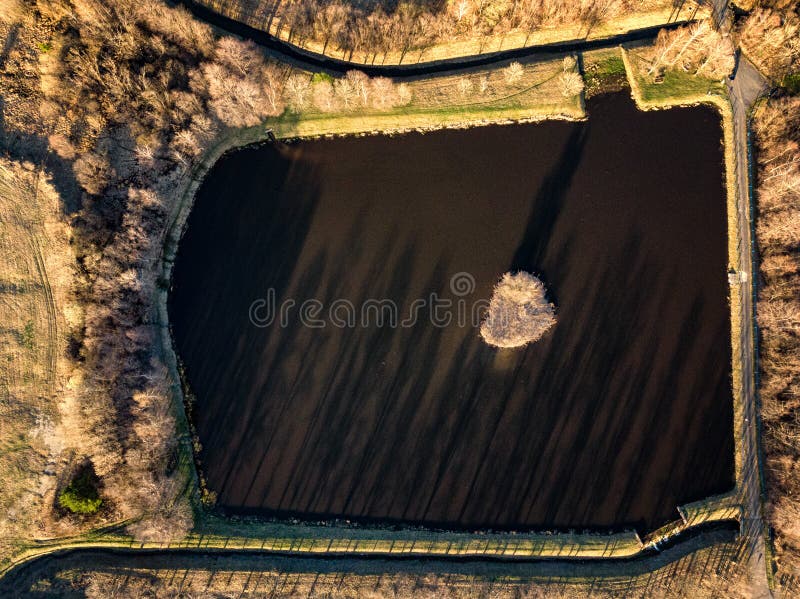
xmin=169 ymin=91 xmax=734 ymax=533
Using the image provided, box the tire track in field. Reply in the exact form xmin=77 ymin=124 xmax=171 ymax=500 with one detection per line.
xmin=0 ymin=164 xmax=58 ymax=397
xmin=27 ymin=232 xmax=57 ymax=396
xmin=27 ymin=168 xmax=58 ymax=397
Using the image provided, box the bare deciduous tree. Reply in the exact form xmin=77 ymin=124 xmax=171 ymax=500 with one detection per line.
xmin=558 ymin=71 xmax=584 ymax=97
xmin=312 ymin=79 xmax=338 ymax=112
xmin=285 ymin=73 xmax=312 ymax=110
xmin=504 ymin=61 xmax=524 ymax=83
xmin=481 ymin=272 xmax=556 ymax=348
xmin=738 ymin=7 xmax=800 ymax=79
xmin=200 ymin=39 xmax=285 ymax=127
xmin=753 ymin=97 xmax=800 ymax=578
xmin=458 ymin=76 xmax=474 ymax=98
xmin=647 ymin=22 xmax=735 ymax=80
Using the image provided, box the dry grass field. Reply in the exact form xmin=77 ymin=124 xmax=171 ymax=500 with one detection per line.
xmin=0 ymin=160 xmax=78 ymax=553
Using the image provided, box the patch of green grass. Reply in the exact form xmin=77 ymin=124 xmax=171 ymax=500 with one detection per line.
xmin=58 ymin=470 xmax=102 ymax=515
xmin=21 ymin=320 xmax=35 ymax=351
xmin=781 ymin=73 xmax=800 ymax=95
xmin=591 ymin=56 xmax=626 ymax=80
xmin=36 ymin=42 xmax=52 ymax=54
xmin=638 ymin=68 xmax=724 ymax=103
xmin=584 ymin=55 xmax=628 ymax=96
xmin=311 ymin=72 xmax=334 ymax=84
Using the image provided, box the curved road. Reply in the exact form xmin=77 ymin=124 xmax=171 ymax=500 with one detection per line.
xmin=178 ymin=0 xmax=694 ymax=77
xmin=0 ymin=524 xmax=740 ymax=594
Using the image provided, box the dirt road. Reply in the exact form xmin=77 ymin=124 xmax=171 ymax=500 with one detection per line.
xmin=177 ymin=0 xmax=696 ymax=77
xmin=715 ymin=0 xmax=772 ymax=592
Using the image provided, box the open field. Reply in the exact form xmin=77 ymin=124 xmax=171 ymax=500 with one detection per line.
xmin=0 ymin=160 xmax=76 ymax=556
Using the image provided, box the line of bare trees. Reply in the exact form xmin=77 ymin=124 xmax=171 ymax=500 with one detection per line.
xmin=285 ymin=71 xmax=412 ymax=112
xmin=199 ymin=0 xmax=673 ymax=62
xmin=753 ymin=96 xmax=800 ymax=580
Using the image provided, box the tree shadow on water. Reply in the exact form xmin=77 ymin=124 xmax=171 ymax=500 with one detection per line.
xmin=169 ymin=142 xmax=324 ymax=496
xmin=508 ymin=124 xmax=588 ymax=295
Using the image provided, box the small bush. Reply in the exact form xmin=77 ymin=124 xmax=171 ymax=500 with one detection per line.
xmin=481 ymin=272 xmax=556 ymax=348
xmin=21 ymin=320 xmax=35 ymax=350
xmin=59 ymin=470 xmax=102 ymax=515
xmin=782 ymin=73 xmax=800 ymax=95
xmin=504 ymin=61 xmax=524 ymax=84
xmin=311 ymin=72 xmax=335 ymax=84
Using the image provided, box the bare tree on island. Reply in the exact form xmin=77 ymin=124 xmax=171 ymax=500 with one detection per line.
xmin=481 ymin=272 xmax=556 ymax=348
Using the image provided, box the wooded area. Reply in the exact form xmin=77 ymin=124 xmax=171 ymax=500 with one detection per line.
xmin=738 ymin=5 xmax=799 ymax=80
xmin=1 ymin=0 xmax=301 ymax=543
xmin=754 ymin=96 xmax=800 ymax=580
xmin=646 ymin=20 xmax=734 ymax=79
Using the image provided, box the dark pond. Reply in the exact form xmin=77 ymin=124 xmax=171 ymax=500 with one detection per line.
xmin=169 ymin=92 xmax=734 ymax=534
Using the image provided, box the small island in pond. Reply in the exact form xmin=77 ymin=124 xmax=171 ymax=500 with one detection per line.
xmin=480 ymin=272 xmax=556 ymax=348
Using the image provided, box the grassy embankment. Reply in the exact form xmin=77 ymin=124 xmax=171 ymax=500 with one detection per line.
xmin=621 ymin=44 xmax=747 ymax=547
xmin=583 ymin=48 xmax=628 ymax=97
xmin=202 ymin=0 xmax=708 ymax=66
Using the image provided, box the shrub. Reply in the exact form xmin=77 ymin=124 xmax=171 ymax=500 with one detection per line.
xmin=59 ymin=470 xmax=102 ymax=515
xmin=311 ymin=72 xmax=335 ymax=84
xmin=21 ymin=320 xmax=35 ymax=351
xmin=480 ymin=272 xmax=556 ymax=348
xmin=558 ymin=71 xmax=584 ymax=97
xmin=504 ymin=61 xmax=524 ymax=84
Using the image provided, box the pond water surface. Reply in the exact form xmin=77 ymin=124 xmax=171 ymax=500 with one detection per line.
xmin=170 ymin=92 xmax=734 ymax=533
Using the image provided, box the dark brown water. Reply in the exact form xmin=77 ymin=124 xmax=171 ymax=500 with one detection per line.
xmin=170 ymin=92 xmax=734 ymax=533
